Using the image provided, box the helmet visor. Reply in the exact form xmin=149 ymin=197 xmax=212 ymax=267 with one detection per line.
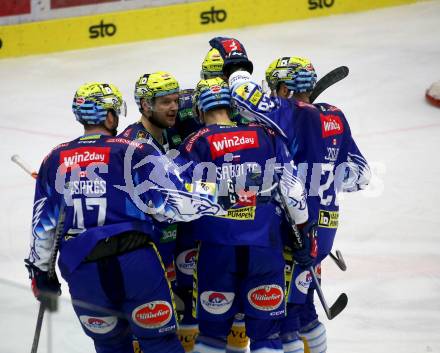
xmin=115 ymin=100 xmax=127 ymax=117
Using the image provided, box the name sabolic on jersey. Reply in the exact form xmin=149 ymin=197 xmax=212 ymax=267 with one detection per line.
xmin=28 ymin=134 xmax=223 ymax=275
xmin=179 ymin=123 xmax=308 ymax=247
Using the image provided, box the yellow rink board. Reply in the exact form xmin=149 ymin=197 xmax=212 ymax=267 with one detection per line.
xmin=0 ymin=0 xmax=422 ymax=58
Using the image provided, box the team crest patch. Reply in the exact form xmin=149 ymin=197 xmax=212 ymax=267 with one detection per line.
xmin=200 ymin=291 xmax=235 ymax=315
xmin=176 ymin=249 xmax=197 ymax=275
xmin=295 ymin=270 xmax=312 ymax=295
xmin=79 ymin=315 xmax=117 ymax=334
xmin=136 ymin=130 xmax=147 ymax=139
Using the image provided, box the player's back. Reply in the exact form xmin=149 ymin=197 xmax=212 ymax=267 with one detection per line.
xmin=291 ymin=100 xmax=352 ymax=217
xmin=39 ymin=134 xmax=159 ymax=274
xmin=180 ymin=123 xmax=283 ymax=248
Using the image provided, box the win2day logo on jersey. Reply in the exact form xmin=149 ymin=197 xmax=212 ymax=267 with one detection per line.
xmin=59 ymin=147 xmax=110 ymax=171
xmin=320 ymin=114 xmax=344 ymax=138
xmin=207 ymin=131 xmax=259 ymax=159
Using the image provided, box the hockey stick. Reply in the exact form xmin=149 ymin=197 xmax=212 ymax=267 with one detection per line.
xmin=310 ymin=68 xmax=351 ymax=271
xmin=330 ymin=249 xmax=347 ymax=271
xmin=11 ymin=155 xmax=65 ymax=353
xmin=276 ymin=176 xmax=347 ymax=320
xmin=30 ymin=194 xmax=65 ymax=353
xmin=309 ymin=66 xmax=349 ymax=103
xmin=11 ymin=154 xmax=38 ymax=179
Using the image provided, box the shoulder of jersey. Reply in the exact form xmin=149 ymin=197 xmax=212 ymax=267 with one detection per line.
xmin=183 ymin=127 xmax=211 ymax=152
xmin=44 ymin=134 xmax=103 ymax=161
xmin=314 ymin=102 xmax=343 ymax=114
xmin=246 ymin=122 xmax=276 ymax=137
xmin=119 ymin=122 xmax=146 ymax=140
xmin=294 ymin=99 xmax=320 ymax=111
xmin=42 ymin=140 xmax=73 ymax=164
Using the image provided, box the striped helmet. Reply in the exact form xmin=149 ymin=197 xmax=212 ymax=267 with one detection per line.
xmin=72 ymin=82 xmax=126 ymax=125
xmin=193 ymin=77 xmax=231 ymax=114
xmin=265 ymin=56 xmax=317 ymax=93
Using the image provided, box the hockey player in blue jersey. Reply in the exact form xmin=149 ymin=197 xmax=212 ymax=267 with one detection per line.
xmin=228 ymin=57 xmax=371 ymax=353
xmin=179 ymin=77 xmax=317 ymax=353
xmin=202 ymin=43 xmax=255 ymax=353
xmin=175 ymin=88 xmax=202 ymax=143
xmin=174 ymin=47 xmax=250 ymax=353
xmin=120 ymin=71 xmax=180 ymax=151
xmin=264 ymin=57 xmax=370 ymax=353
xmin=118 ymin=72 xmax=201 ymax=351
xmin=119 ymin=71 xmax=185 ymax=286
xmin=25 ymin=82 xmax=232 ymax=353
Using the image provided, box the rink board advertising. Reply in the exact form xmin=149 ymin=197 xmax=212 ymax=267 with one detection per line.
xmin=0 ymin=0 xmax=424 ymax=58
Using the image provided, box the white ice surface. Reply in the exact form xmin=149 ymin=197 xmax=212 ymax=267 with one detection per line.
xmin=1 ymin=1 xmax=440 ymax=352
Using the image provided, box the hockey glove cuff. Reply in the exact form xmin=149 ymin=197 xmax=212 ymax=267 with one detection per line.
xmin=25 ymin=260 xmax=61 ymax=311
xmin=228 ymin=70 xmax=251 ymax=90
xmin=291 ymin=221 xmax=318 ymax=268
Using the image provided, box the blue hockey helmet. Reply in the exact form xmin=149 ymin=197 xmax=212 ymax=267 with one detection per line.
xmin=193 ymin=77 xmax=231 ymax=115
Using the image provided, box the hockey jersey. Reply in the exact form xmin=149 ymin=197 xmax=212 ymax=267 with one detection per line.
xmin=27 ymin=134 xmax=224 ymax=275
xmin=230 ymin=81 xmax=370 ymax=223
xmin=119 ymin=121 xmax=174 ymax=152
xmin=179 ymin=123 xmax=308 ymax=247
xmin=265 ymin=98 xmax=370 ymax=225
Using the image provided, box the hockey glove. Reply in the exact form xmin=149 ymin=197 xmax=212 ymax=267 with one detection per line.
xmin=25 ymin=260 xmax=61 ymax=312
xmin=342 ymin=153 xmax=372 ymax=192
xmin=291 ymin=221 xmax=318 ymax=268
xmin=209 ymin=37 xmax=253 ymax=78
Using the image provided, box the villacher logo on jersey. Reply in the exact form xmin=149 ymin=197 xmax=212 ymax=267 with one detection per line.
xmin=132 ymin=301 xmax=172 ymax=329
xmin=247 ymin=285 xmax=284 ymax=311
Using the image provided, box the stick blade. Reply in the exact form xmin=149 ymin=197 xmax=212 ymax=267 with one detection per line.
xmin=310 ymin=66 xmax=350 ymax=103
xmin=328 ymin=293 xmax=348 ymax=320
xmin=335 ymin=250 xmax=347 ymax=271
